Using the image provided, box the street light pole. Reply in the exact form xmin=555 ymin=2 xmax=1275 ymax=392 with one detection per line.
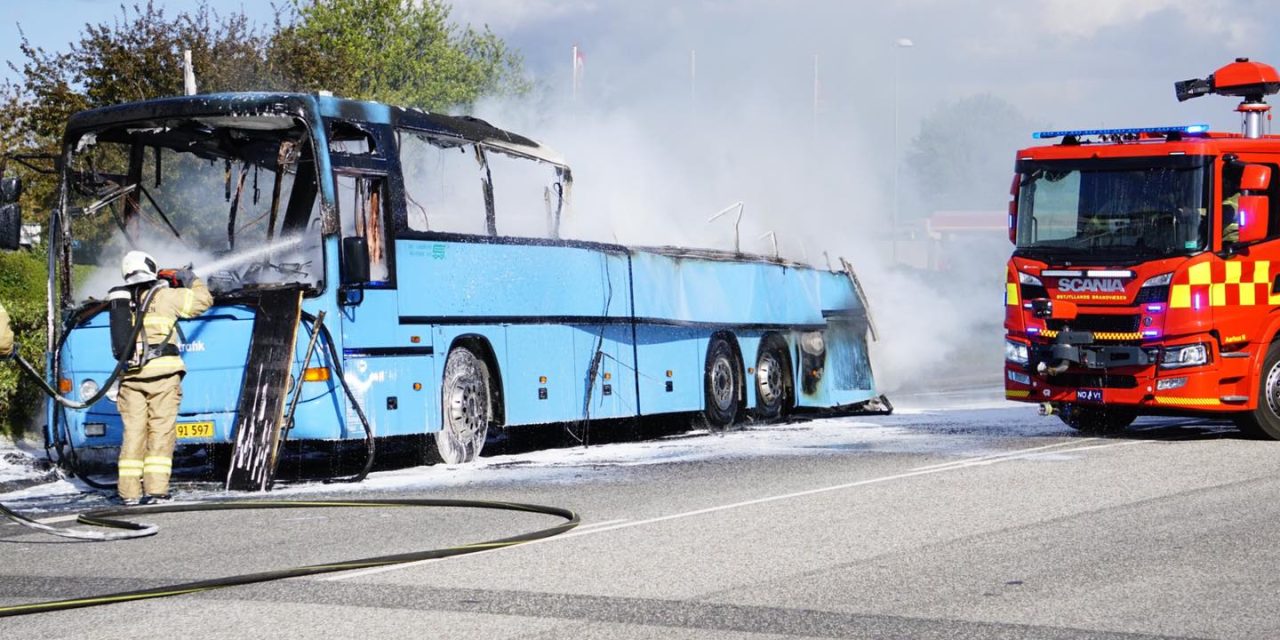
xmin=892 ymin=37 xmax=913 ymax=264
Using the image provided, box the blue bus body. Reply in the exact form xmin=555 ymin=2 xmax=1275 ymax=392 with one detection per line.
xmin=45 ymin=93 xmax=880 ymax=459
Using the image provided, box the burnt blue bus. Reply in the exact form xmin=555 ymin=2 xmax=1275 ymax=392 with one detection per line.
xmin=44 ymin=93 xmax=882 ymax=486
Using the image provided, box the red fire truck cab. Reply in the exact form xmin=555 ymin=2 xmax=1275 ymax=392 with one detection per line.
xmin=1004 ymin=58 xmax=1280 ymax=437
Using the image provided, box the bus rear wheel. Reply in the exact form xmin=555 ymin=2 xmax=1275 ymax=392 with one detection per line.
xmin=1057 ymin=403 xmax=1136 ymax=435
xmin=704 ymin=336 xmax=740 ymax=428
xmin=430 ymin=347 xmax=492 ymax=464
xmin=1234 ymin=342 xmax=1280 ymax=440
xmin=753 ymin=340 xmax=789 ymax=421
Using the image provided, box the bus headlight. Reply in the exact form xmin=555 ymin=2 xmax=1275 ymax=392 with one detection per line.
xmin=105 ymin=381 xmax=119 ymax=403
xmin=800 ymin=331 xmax=826 ymax=356
xmin=1160 ymin=343 xmax=1208 ymax=369
xmin=79 ymin=379 xmax=99 ymax=401
xmin=1005 ymin=339 xmax=1029 ymax=366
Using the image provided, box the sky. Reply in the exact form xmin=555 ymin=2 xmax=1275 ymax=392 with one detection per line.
xmin=7 ymin=0 xmax=1279 ymax=390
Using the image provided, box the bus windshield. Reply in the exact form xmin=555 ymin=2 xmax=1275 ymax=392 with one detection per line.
xmin=1014 ymin=156 xmax=1211 ymax=261
xmin=63 ymin=115 xmax=323 ymax=302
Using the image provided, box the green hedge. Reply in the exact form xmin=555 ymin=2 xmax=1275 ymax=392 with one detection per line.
xmin=0 ymin=246 xmax=49 ymax=439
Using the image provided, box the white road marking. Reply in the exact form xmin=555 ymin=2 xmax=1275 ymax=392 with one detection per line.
xmin=325 ymin=437 xmax=1147 ymax=582
xmin=909 ymin=439 xmax=1097 ymax=471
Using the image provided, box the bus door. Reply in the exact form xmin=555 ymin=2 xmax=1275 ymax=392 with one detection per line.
xmin=331 ymin=125 xmax=434 ymax=439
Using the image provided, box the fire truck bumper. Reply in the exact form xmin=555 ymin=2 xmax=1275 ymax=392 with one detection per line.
xmin=1003 ymin=340 xmax=1256 ymax=413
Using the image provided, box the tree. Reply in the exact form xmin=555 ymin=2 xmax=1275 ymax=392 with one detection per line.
xmin=905 ymin=94 xmax=1033 ymax=214
xmin=270 ymin=0 xmax=530 ymax=108
xmin=0 ymin=0 xmax=529 ymax=433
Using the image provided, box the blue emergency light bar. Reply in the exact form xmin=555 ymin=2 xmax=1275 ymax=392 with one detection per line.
xmin=1032 ymin=124 xmax=1210 ymax=139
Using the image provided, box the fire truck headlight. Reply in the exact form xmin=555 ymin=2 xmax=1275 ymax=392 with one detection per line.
xmin=1005 ymin=339 xmax=1030 ymax=366
xmin=1018 ymin=272 xmax=1043 ymax=286
xmin=1160 ymin=343 xmax=1209 ymax=369
xmin=1142 ymin=273 xmax=1173 ymax=287
xmin=79 ymin=379 xmax=100 ymax=401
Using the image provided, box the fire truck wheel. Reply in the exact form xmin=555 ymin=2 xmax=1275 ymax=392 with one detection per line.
xmin=753 ymin=338 xmax=790 ymax=421
xmin=1235 ymin=342 xmax=1280 ymax=440
xmin=1057 ymin=404 xmax=1136 ymax=434
xmin=429 ymin=347 xmax=492 ymax=464
xmin=704 ymin=336 xmax=741 ymax=428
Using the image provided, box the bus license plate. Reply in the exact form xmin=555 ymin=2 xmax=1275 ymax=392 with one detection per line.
xmin=176 ymin=421 xmax=214 ymax=439
xmin=1076 ymin=389 xmax=1104 ymax=403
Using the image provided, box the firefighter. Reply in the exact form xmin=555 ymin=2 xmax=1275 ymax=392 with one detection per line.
xmin=113 ymin=251 xmax=212 ymax=506
xmin=0 ymin=300 xmax=12 ymax=358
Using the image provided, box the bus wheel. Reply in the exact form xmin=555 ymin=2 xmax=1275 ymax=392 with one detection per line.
xmin=431 ymin=347 xmax=491 ymax=464
xmin=1234 ymin=342 xmax=1280 ymax=439
xmin=1057 ymin=403 xmax=1136 ymax=434
xmin=753 ymin=341 xmax=789 ymax=421
xmin=704 ymin=336 xmax=740 ymax=428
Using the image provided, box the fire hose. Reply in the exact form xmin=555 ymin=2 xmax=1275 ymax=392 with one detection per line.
xmin=0 ymin=498 xmax=579 ymax=617
xmin=1 ymin=294 xmax=581 ymax=618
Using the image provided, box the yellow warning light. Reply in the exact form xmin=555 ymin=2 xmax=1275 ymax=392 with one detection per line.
xmin=748 ymin=367 xmax=755 ymax=375
xmin=410 ymin=335 xmax=421 ymax=344
xmin=413 ymin=382 xmax=423 ymax=391
xmin=665 ymin=370 xmax=673 ymax=378
xmin=539 ymin=376 xmax=548 ymax=384
xmin=603 ymin=372 xmax=612 ymax=380
xmin=59 ymin=379 xmax=72 ymax=394
xmin=303 ymin=367 xmax=331 ymax=382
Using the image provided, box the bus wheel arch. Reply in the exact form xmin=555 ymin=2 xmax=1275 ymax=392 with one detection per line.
xmin=448 ymin=334 xmax=506 ymax=427
xmin=753 ymin=332 xmax=793 ymax=421
xmin=703 ymin=331 xmax=744 ymax=428
xmin=428 ymin=336 xmax=505 ymax=465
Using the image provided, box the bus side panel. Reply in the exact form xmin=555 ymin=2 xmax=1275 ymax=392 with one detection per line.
xmin=396 ymin=239 xmax=632 ymax=320
xmin=628 ymin=251 xmax=826 ymax=327
xmin=500 ymin=324 xmax=578 ymax=426
xmin=334 ymin=355 xmax=428 ymax=438
xmin=634 ymin=325 xmax=705 ymax=416
xmin=571 ymin=324 xmax=637 ymax=420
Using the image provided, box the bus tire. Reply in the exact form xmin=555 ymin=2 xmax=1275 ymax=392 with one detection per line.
xmin=1233 ymin=342 xmax=1280 ymax=440
xmin=753 ymin=339 xmax=790 ymax=421
xmin=430 ymin=347 xmax=492 ymax=464
xmin=1057 ymin=403 xmax=1136 ymax=434
xmin=704 ymin=336 xmax=740 ymax=428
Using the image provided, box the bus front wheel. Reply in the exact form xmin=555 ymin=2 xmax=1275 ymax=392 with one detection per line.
xmin=704 ymin=336 xmax=740 ymax=428
xmin=431 ymin=347 xmax=492 ymax=464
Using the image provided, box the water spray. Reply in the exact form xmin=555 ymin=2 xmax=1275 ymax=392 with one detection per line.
xmin=195 ymin=235 xmax=304 ymax=277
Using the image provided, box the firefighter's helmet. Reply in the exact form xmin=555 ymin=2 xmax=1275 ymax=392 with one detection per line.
xmin=121 ymin=250 xmax=159 ymax=285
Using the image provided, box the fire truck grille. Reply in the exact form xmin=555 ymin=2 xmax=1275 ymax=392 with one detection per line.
xmin=1046 ymin=373 xmax=1139 ymax=389
xmin=1047 ymin=314 xmax=1141 ymax=333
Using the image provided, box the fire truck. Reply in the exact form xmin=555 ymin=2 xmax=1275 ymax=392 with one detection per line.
xmin=1004 ymin=58 xmax=1280 ymax=438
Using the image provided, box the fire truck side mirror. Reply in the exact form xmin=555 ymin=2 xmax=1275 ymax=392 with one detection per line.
xmin=1241 ymin=164 xmax=1272 ymax=191
xmin=1236 ymin=194 xmax=1269 ymax=243
xmin=1008 ymin=175 xmax=1020 ymax=245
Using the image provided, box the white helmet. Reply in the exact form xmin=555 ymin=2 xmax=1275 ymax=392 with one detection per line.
xmin=121 ymin=250 xmax=158 ymax=285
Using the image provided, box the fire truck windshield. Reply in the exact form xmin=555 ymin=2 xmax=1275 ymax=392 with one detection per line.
xmin=1014 ymin=156 xmax=1211 ymax=262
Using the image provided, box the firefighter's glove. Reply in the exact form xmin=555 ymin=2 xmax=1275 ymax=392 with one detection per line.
xmin=176 ymin=268 xmax=196 ymax=289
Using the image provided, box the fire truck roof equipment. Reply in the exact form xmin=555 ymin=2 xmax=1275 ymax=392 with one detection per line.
xmin=1032 ymin=124 xmax=1209 ymax=140
xmin=1175 ymin=58 xmax=1280 ymax=102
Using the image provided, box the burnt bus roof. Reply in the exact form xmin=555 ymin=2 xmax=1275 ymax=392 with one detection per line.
xmin=63 ymin=91 xmax=565 ymax=168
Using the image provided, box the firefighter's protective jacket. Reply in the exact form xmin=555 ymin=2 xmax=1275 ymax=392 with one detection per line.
xmin=0 ymin=301 xmax=12 ymax=357
xmin=127 ymin=278 xmax=212 ymax=378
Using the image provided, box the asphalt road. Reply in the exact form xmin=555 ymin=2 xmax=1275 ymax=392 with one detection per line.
xmin=2 ymin=399 xmax=1279 ymax=639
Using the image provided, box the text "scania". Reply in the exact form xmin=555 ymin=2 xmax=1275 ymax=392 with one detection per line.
xmin=1056 ymin=278 xmax=1125 ymax=293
